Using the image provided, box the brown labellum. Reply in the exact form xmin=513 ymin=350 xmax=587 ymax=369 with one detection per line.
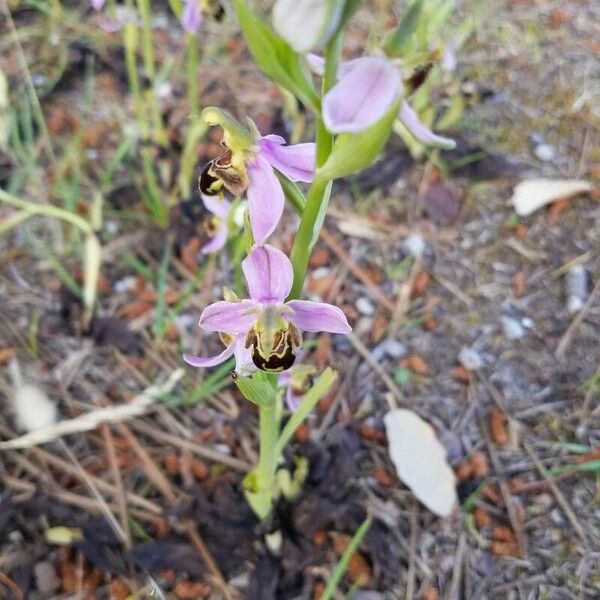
xmin=198 ymin=160 xmax=222 ymax=196
xmin=246 ymin=324 xmax=302 ymax=373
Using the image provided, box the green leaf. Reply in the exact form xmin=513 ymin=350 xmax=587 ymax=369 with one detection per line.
xmin=338 ymin=0 xmax=363 ymax=30
xmin=235 ymin=375 xmax=276 ymax=407
xmin=320 ymin=516 xmax=372 ymax=600
xmin=318 ymin=99 xmax=402 ymax=181
xmin=274 ymin=367 xmax=337 ymax=457
xmin=385 ymin=0 xmax=424 ymax=56
xmin=232 ymin=0 xmax=320 ymax=113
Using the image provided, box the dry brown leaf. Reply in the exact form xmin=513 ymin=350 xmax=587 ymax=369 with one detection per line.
xmin=473 ymin=507 xmax=491 ymax=528
xmin=490 ymin=407 xmax=509 ymax=446
xmin=411 ymin=270 xmax=430 ymax=298
xmin=491 ymin=541 xmax=521 ymax=557
xmin=402 ymin=354 xmax=429 ymax=375
xmin=470 ymin=452 xmax=489 ymax=478
xmin=173 ymin=581 xmax=211 ymax=600
xmin=374 ymin=465 xmax=394 ymax=487
xmin=0 ymin=347 xmax=15 ymax=366
xmin=512 ymin=271 xmax=526 ymax=298
xmin=118 ymin=301 xmax=153 ymax=319
xmin=493 ymin=525 xmax=517 ymax=543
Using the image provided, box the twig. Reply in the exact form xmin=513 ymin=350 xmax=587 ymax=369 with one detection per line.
xmin=479 ymin=416 xmax=527 ymax=556
xmin=321 ymin=227 xmax=396 ymax=313
xmin=0 ymin=369 xmax=184 ymax=450
xmin=522 ymin=440 xmax=589 ymax=547
xmin=101 ymin=424 xmax=132 ymax=548
xmin=446 ymin=533 xmax=466 ymax=600
xmin=0 ymin=571 xmax=24 ymax=600
xmin=555 ymin=277 xmax=600 ymax=360
xmin=0 ymin=474 xmax=157 ymax=523
xmin=405 ymin=500 xmax=417 ymax=600
xmin=131 ymin=420 xmax=251 ymax=472
xmin=117 ymin=423 xmax=235 ymax=599
xmin=347 ymin=332 xmax=404 ymax=410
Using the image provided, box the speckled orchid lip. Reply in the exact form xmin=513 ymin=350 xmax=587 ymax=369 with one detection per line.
xmin=184 ymin=244 xmax=351 ymax=374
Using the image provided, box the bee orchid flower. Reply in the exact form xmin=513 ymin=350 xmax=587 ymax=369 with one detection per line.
xmin=200 ymin=195 xmax=232 ymax=254
xmin=199 ymin=108 xmax=316 ymax=245
xmin=184 ymin=244 xmax=351 ymax=373
xmin=316 ymin=55 xmax=456 ymax=149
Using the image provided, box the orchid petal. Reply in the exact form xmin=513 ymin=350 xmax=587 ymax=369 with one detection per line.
xmin=247 ymin=155 xmax=285 ymax=245
xmin=285 ymin=387 xmax=300 ymax=412
xmin=322 ymin=56 xmax=402 ymax=134
xmin=286 ymin=300 xmax=351 ymax=334
xmin=201 ymin=223 xmax=228 ymax=254
xmin=306 ymin=53 xmax=325 ymax=76
xmin=91 ymin=0 xmax=106 ymax=10
xmin=199 ymin=299 xmax=258 ymax=333
xmin=242 ymin=244 xmax=293 ymax=304
xmin=202 ymin=195 xmax=231 ymax=218
xmin=183 ymin=342 xmax=235 ymax=368
xmin=233 ymin=336 xmax=257 ymax=376
xmin=181 ymin=0 xmax=203 ymax=34
xmin=399 ymin=102 xmax=456 ymax=149
xmin=259 ymin=136 xmax=316 ymax=183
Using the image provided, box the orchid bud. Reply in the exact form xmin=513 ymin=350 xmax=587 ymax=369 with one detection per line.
xmin=272 ymin=0 xmax=345 ymax=53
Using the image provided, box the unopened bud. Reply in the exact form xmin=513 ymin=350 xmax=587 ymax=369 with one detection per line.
xmin=272 ymin=0 xmax=345 ymax=53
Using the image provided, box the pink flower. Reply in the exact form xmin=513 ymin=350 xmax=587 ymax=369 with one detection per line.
xmin=200 ymin=110 xmax=316 ymax=245
xmin=90 ymin=0 xmax=105 ymax=9
xmin=200 ymin=195 xmax=232 ymax=254
xmin=184 ymin=244 xmax=351 ymax=373
xmin=318 ymin=55 xmax=455 ymax=148
xmin=181 ymin=0 xmax=203 ymax=34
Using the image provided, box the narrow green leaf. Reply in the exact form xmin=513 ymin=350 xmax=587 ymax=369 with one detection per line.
xmin=232 ymin=0 xmax=320 ymax=113
xmin=235 ymin=375 xmax=276 ymax=408
xmin=320 ymin=516 xmax=372 ymax=600
xmin=274 ymin=367 xmax=337 ymax=457
xmin=318 ymin=99 xmax=402 ymax=181
xmin=385 ymin=0 xmax=424 ymax=56
xmin=278 ymin=175 xmax=306 ymax=215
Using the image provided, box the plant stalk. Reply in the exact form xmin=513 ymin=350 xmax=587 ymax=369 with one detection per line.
xmin=251 ymin=374 xmax=279 ymax=520
xmin=288 ymin=33 xmax=343 ymax=299
xmin=186 ymin=32 xmax=199 ymax=117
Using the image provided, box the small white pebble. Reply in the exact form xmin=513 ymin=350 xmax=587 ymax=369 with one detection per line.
xmin=356 ymin=297 xmax=375 ymax=316
xmin=34 ymin=562 xmax=60 ymax=594
xmin=501 ymin=315 xmax=526 ymax=340
xmin=565 ymin=266 xmax=588 ymax=315
xmin=403 ymin=234 xmax=426 ymax=259
xmin=114 ymin=276 xmax=137 ymax=294
xmin=155 ymin=81 xmax=172 ymax=100
xmin=534 ymin=143 xmax=556 ymax=162
xmin=458 ymin=347 xmax=484 ymax=370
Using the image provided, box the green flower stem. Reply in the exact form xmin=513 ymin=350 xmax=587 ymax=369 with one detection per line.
xmin=288 ymin=33 xmax=343 ymax=299
xmin=253 ymin=374 xmax=279 ymax=520
xmin=315 ymin=32 xmax=343 ymax=166
xmin=288 ymin=176 xmax=331 ymax=299
xmin=186 ymin=32 xmax=199 ymax=117
xmin=136 ymin=0 xmax=155 ymax=79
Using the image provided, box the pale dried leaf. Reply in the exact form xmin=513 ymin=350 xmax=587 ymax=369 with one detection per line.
xmin=383 ymin=409 xmax=457 ymax=517
xmin=511 ymin=178 xmax=593 ymax=216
